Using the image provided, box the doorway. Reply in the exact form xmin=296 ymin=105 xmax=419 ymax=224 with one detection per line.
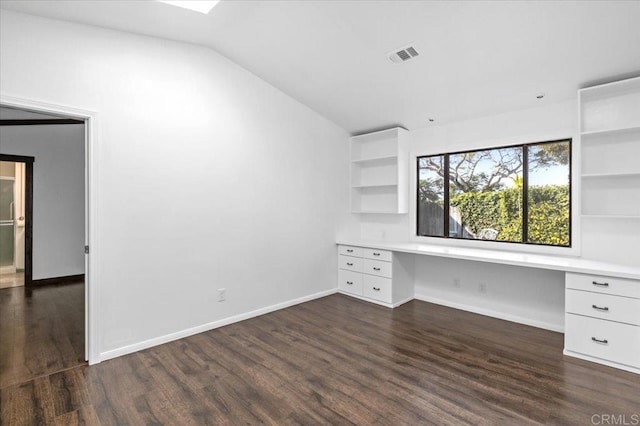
xmin=0 ymin=96 xmax=97 ymax=365
xmin=0 ymin=104 xmax=89 ymax=387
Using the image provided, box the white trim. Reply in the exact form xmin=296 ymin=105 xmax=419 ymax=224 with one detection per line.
xmin=563 ymin=349 xmax=640 ymax=375
xmin=579 ymin=75 xmax=640 ymax=96
xmin=337 ymin=292 xmax=393 ymax=307
xmin=392 ymin=295 xmax=414 ymax=308
xmin=351 ymin=126 xmax=404 ymax=139
xmin=337 ymin=291 xmax=413 ymax=308
xmin=414 ymin=293 xmax=564 ymax=333
xmin=0 ymin=94 xmax=100 ymax=365
xmin=100 ymin=288 xmax=338 ymax=362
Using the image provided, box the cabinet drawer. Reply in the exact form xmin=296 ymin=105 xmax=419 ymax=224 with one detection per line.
xmin=566 ymin=273 xmax=640 ymax=299
xmin=363 ymin=259 xmax=392 ymax=278
xmin=338 ymin=269 xmax=363 ymax=296
xmin=363 ymin=248 xmax=392 ymax=262
xmin=338 ymin=255 xmax=362 ymax=272
xmin=565 ymin=314 xmax=640 ymax=368
xmin=566 ymin=289 xmax=640 ymax=326
xmin=338 ymin=245 xmax=363 ymax=258
xmin=363 ymin=274 xmax=392 ymax=303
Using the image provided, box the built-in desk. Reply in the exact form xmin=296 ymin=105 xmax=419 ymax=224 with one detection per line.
xmin=336 ymin=240 xmax=640 ymax=374
xmin=337 ymin=240 xmax=640 ymax=280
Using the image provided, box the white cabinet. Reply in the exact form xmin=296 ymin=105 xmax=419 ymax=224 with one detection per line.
xmin=350 ymin=127 xmax=409 ymax=214
xmin=565 ymin=314 xmax=640 ymax=369
xmin=579 ymin=77 xmax=640 ymax=266
xmin=564 ymin=272 xmax=640 ymax=373
xmin=338 ymin=269 xmax=363 ymax=295
xmin=363 ymin=274 xmax=392 ymax=303
xmin=337 ymin=245 xmax=413 ymax=307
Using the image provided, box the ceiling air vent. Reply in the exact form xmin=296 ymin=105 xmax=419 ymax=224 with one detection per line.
xmin=388 ymin=44 xmax=420 ymax=64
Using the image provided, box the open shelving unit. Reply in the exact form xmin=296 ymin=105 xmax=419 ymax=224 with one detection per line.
xmin=579 ymin=76 xmax=640 ymax=265
xmin=350 ymin=127 xmax=408 ymax=214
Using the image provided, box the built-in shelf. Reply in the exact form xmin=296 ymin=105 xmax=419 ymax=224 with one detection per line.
xmin=350 ymin=127 xmax=408 ymax=214
xmin=352 ymin=183 xmax=398 ymax=189
xmin=579 ymin=76 xmax=640 ymax=267
xmin=581 ymin=125 xmax=640 ymax=138
xmin=351 ymin=210 xmax=400 ymax=214
xmin=581 ymin=214 xmax=640 ymax=220
xmin=351 ymin=155 xmax=398 ymax=164
xmin=582 ymin=171 xmax=640 ymax=179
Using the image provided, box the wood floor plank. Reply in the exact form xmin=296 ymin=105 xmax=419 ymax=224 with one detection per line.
xmin=54 ymin=406 xmax=101 ymax=426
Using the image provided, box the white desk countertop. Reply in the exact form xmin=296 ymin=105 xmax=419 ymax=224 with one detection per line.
xmin=336 ymin=240 xmax=640 ymax=281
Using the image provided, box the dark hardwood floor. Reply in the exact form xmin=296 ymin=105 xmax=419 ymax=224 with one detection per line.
xmin=0 ymin=281 xmax=85 ymax=389
xmin=2 ymin=293 xmax=639 ymax=425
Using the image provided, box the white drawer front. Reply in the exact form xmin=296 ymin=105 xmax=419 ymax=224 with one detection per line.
xmin=338 ymin=255 xmax=363 ymax=272
xmin=338 ymin=269 xmax=363 ymax=296
xmin=566 ymin=273 xmax=640 ymax=299
xmin=566 ymin=289 xmax=640 ymax=326
xmin=363 ymin=248 xmax=392 ymax=262
xmin=565 ymin=314 xmax=640 ymax=368
xmin=363 ymin=274 xmax=392 ymax=303
xmin=363 ymin=259 xmax=392 ymax=278
xmin=338 ymin=245 xmax=363 ymax=258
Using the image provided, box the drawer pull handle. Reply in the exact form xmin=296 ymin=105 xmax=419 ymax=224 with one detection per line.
xmin=373 ymin=267 xmax=381 ymax=271
xmin=592 ymin=304 xmax=609 ymax=312
xmin=346 ymin=263 xmax=353 ymax=266
xmin=346 ymin=281 xmax=353 ymax=285
xmin=346 ymin=249 xmax=353 ymax=253
xmin=373 ymin=252 xmax=380 ymax=256
xmin=592 ymin=281 xmax=609 ymax=287
xmin=591 ymin=337 xmax=608 ymax=345
xmin=373 ymin=287 xmax=381 ymax=291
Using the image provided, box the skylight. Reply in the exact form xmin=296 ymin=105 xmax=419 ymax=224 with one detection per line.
xmin=158 ymin=1 xmax=221 ymax=14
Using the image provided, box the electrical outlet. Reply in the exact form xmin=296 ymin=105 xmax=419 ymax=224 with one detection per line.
xmin=218 ymin=288 xmax=226 ymax=302
xmin=479 ymin=282 xmax=487 ymax=293
xmin=453 ymin=278 xmax=461 ymax=288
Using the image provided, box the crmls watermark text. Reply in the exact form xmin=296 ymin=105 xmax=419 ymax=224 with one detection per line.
xmin=592 ymin=414 xmax=640 ymax=425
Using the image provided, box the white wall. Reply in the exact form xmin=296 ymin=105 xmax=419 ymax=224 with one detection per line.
xmin=414 ymin=258 xmax=566 ymax=331
xmin=0 ymin=124 xmax=85 ymax=279
xmin=358 ymin=100 xmax=576 ymax=331
xmin=0 ymin=10 xmax=353 ymax=358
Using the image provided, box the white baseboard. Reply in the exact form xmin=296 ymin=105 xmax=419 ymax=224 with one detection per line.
xmin=563 ymin=349 xmax=640 ymax=375
xmin=392 ymin=296 xmax=414 ymax=308
xmin=414 ymin=293 xmax=564 ymax=333
xmin=335 ymin=292 xmax=414 ymax=309
xmin=338 ymin=291 xmax=394 ymax=308
xmin=99 ymin=288 xmax=338 ymax=362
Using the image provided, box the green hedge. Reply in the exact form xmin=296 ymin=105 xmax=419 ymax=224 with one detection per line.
xmin=449 ymin=185 xmax=569 ymax=246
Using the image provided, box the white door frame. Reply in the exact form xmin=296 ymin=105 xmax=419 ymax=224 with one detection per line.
xmin=0 ymin=94 xmax=100 ymax=365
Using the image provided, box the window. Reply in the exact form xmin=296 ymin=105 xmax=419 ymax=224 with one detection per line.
xmin=417 ymin=139 xmax=571 ymax=247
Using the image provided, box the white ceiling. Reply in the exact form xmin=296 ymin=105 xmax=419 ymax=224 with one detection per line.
xmin=2 ymin=0 xmax=640 ymax=133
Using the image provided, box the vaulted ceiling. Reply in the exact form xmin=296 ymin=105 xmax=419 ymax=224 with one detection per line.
xmin=2 ymin=0 xmax=639 ymax=133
